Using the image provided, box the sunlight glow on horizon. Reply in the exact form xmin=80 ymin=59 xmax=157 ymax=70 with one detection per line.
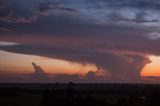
xmin=1 ymin=50 xmax=160 ymax=77
xmin=0 ymin=50 xmax=97 ymax=75
xmin=141 ymin=55 xmax=160 ymax=76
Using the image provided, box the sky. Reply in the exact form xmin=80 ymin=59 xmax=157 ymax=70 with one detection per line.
xmin=0 ymin=0 xmax=160 ymax=83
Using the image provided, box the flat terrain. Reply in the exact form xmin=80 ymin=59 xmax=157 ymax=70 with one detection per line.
xmin=0 ymin=83 xmax=160 ymax=106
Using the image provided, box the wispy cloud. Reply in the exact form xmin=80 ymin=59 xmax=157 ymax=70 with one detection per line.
xmin=146 ymin=32 xmax=160 ymax=40
xmin=0 ymin=41 xmax=18 ymax=46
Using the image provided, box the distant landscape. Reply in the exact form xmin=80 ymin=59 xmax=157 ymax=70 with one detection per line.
xmin=1 ymin=0 xmax=160 ymax=105
xmin=0 ymin=83 xmax=160 ymax=106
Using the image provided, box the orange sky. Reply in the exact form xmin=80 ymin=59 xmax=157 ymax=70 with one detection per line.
xmin=1 ymin=50 xmax=160 ymax=77
xmin=0 ymin=50 xmax=97 ymax=75
xmin=141 ymin=55 xmax=160 ymax=76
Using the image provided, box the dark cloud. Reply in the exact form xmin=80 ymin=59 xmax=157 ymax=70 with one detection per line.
xmin=1 ymin=0 xmax=160 ymax=83
xmin=1 ymin=23 xmax=160 ymax=55
xmin=0 ymin=0 xmax=160 ymax=25
xmin=0 ymin=0 xmax=38 ymax=23
xmin=88 ymin=0 xmax=160 ymax=10
xmin=0 ymin=0 xmax=6 ymax=9
xmin=86 ymin=71 xmax=97 ymax=81
xmin=0 ymin=65 xmax=105 ymax=83
xmin=0 ymin=0 xmax=160 ymax=34
xmin=2 ymin=73 xmax=158 ymax=83
xmin=0 ymin=0 xmax=78 ymax=24
xmin=32 ymin=62 xmax=49 ymax=80
xmin=0 ymin=73 xmax=104 ymax=83
xmin=51 ymin=74 xmax=84 ymax=83
xmin=0 ymin=27 xmax=12 ymax=32
xmin=142 ymin=76 xmax=160 ymax=83
xmin=38 ymin=2 xmax=78 ymax=15
xmin=0 ymin=44 xmax=151 ymax=82
xmin=108 ymin=12 xmax=159 ymax=24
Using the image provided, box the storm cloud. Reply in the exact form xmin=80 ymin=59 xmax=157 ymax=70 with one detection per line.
xmin=1 ymin=0 xmax=160 ymax=83
xmin=0 ymin=44 xmax=151 ymax=82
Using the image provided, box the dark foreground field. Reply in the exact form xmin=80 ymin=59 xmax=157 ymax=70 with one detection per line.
xmin=0 ymin=83 xmax=160 ymax=106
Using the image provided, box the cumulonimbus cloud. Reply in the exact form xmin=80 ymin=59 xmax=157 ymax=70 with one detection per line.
xmin=1 ymin=0 xmax=160 ymax=83
xmin=0 ymin=44 xmax=151 ymax=82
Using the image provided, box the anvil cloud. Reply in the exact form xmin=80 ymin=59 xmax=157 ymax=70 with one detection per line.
xmin=1 ymin=0 xmax=160 ymax=83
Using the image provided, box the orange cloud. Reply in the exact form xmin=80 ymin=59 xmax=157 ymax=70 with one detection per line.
xmin=141 ymin=55 xmax=160 ymax=76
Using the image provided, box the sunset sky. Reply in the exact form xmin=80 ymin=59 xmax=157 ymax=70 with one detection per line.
xmin=0 ymin=0 xmax=160 ymax=83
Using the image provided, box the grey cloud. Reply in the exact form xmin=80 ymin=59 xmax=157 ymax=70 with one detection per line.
xmin=0 ymin=0 xmax=38 ymax=23
xmin=1 ymin=17 xmax=160 ymax=56
xmin=0 ymin=73 xmax=105 ymax=83
xmin=85 ymin=0 xmax=160 ymax=26
xmin=0 ymin=64 xmax=105 ymax=83
xmin=107 ymin=11 xmax=159 ymax=26
xmin=86 ymin=71 xmax=99 ymax=81
xmin=2 ymin=74 xmax=156 ymax=83
xmin=1 ymin=0 xmax=160 ymax=83
xmin=0 ymin=0 xmax=78 ymax=23
xmin=32 ymin=62 xmax=49 ymax=80
xmin=0 ymin=44 xmax=151 ymax=82
xmin=1 ymin=0 xmax=160 ymax=31
xmin=127 ymin=12 xmax=159 ymax=23
xmin=1 ymin=22 xmax=160 ymax=56
xmin=52 ymin=72 xmax=108 ymax=83
xmin=1 ymin=19 xmax=160 ymax=55
xmin=88 ymin=0 xmax=160 ymax=10
xmin=146 ymin=32 xmax=160 ymax=40
xmin=38 ymin=3 xmax=78 ymax=13
xmin=0 ymin=0 xmax=6 ymax=9
xmin=142 ymin=76 xmax=160 ymax=83
xmin=51 ymin=74 xmax=84 ymax=83
xmin=0 ymin=27 xmax=12 ymax=32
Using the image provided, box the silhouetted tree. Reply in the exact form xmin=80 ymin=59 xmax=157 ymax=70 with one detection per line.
xmin=67 ymin=82 xmax=75 ymax=99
